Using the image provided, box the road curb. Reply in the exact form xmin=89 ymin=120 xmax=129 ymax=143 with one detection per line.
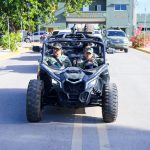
xmin=130 ymin=46 xmax=150 ymax=54
xmin=135 ymin=48 xmax=150 ymax=54
xmin=0 ymin=47 xmax=31 ymax=61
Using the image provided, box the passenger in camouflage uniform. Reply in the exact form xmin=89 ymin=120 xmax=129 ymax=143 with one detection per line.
xmin=45 ymin=43 xmax=72 ymax=69
xmin=80 ymin=46 xmax=103 ymax=69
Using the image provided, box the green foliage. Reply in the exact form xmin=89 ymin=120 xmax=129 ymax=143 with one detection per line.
xmin=0 ymin=32 xmax=21 ymax=52
xmin=0 ymin=0 xmax=92 ymax=32
xmin=98 ymin=24 xmax=106 ymax=30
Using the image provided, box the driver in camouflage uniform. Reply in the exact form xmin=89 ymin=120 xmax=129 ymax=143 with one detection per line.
xmin=45 ymin=43 xmax=72 ymax=68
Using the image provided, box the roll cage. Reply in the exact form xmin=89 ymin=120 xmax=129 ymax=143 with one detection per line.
xmin=41 ymin=39 xmax=106 ymax=67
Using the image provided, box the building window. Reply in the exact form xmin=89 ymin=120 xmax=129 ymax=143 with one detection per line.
xmin=97 ymin=5 xmax=102 ymax=11
xmin=114 ymin=4 xmax=127 ymax=11
xmin=115 ymin=4 xmax=120 ymax=11
xmin=83 ymin=5 xmax=89 ymax=12
xmin=121 ymin=4 xmax=127 ymax=10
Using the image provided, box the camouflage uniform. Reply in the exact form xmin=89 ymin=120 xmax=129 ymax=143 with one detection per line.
xmin=80 ymin=47 xmax=103 ymax=69
xmin=44 ymin=43 xmax=72 ymax=69
xmin=45 ymin=54 xmax=72 ymax=69
xmin=80 ymin=58 xmax=98 ymax=69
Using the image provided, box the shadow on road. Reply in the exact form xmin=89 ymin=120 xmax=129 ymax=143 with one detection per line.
xmin=0 ymin=88 xmax=102 ymax=124
xmin=0 ymin=89 xmax=150 ymax=150
xmin=0 ymin=64 xmax=38 ymax=74
xmin=42 ymin=106 xmax=103 ymax=124
xmin=0 ymin=88 xmax=27 ymax=124
xmin=11 ymin=53 xmax=40 ymax=61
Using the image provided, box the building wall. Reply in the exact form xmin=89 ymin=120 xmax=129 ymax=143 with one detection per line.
xmin=44 ymin=1 xmax=136 ymax=35
xmin=106 ymin=0 xmax=135 ymax=35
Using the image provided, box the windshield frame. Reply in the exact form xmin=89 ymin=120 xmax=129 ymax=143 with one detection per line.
xmin=41 ymin=39 xmax=106 ymax=69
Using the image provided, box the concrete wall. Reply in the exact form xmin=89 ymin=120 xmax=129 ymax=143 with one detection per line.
xmin=106 ymin=0 xmax=136 ymax=35
xmin=43 ymin=1 xmax=136 ymax=35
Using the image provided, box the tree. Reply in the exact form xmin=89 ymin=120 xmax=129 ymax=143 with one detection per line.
xmin=0 ymin=0 xmax=92 ymax=32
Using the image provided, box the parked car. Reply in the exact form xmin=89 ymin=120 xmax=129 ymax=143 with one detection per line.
xmin=93 ymin=30 xmax=103 ymax=40
xmin=52 ymin=29 xmax=71 ymax=36
xmin=104 ymin=29 xmax=129 ymax=53
xmin=32 ymin=31 xmax=49 ymax=41
xmin=24 ymin=31 xmax=49 ymax=42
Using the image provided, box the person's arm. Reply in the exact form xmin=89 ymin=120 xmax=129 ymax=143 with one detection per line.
xmin=96 ymin=58 xmax=103 ymax=66
xmin=65 ymin=56 xmax=72 ymax=67
xmin=44 ymin=56 xmax=54 ymax=66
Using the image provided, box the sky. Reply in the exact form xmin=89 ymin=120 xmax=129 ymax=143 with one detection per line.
xmin=137 ymin=0 xmax=150 ymax=13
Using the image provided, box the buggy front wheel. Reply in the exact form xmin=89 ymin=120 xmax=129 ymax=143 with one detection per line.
xmin=102 ymin=83 xmax=118 ymax=123
xmin=26 ymin=79 xmax=44 ymax=122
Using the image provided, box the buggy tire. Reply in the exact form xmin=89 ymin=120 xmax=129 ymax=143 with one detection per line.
xmin=25 ymin=38 xmax=31 ymax=43
xmin=102 ymin=83 xmax=118 ymax=123
xmin=26 ymin=79 xmax=44 ymax=122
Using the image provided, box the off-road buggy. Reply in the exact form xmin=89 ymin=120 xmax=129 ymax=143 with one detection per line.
xmin=26 ymin=39 xmax=118 ymax=123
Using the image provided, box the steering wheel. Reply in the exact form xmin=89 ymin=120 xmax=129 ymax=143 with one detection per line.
xmin=84 ymin=63 xmax=97 ymax=69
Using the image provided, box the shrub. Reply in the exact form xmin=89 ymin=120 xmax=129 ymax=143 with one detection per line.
xmin=130 ymin=34 xmax=144 ymax=48
xmin=0 ymin=32 xmax=21 ymax=52
xmin=130 ymin=25 xmax=150 ymax=48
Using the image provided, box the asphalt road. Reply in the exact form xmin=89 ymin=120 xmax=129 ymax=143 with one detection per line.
xmin=0 ymin=49 xmax=150 ymax=150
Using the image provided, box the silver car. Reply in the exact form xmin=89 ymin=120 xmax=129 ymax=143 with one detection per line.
xmin=24 ymin=31 xmax=49 ymax=42
xmin=104 ymin=29 xmax=129 ymax=53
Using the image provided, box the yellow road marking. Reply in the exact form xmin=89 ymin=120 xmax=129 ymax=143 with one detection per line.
xmin=71 ymin=108 xmax=110 ymax=150
xmin=97 ymin=123 xmax=110 ymax=150
xmin=94 ymin=109 xmax=111 ymax=150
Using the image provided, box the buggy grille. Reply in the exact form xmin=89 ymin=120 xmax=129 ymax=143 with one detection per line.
xmin=63 ymin=81 xmax=85 ymax=94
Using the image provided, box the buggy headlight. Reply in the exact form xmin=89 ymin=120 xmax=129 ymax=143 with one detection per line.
xmin=86 ymin=79 xmax=97 ymax=89
xmin=52 ymin=79 xmax=59 ymax=84
xmin=52 ymin=79 xmax=62 ymax=88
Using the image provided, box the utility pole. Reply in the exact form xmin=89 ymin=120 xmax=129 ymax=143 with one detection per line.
xmin=20 ymin=5 xmax=24 ymax=48
xmin=7 ymin=16 xmax=10 ymax=50
xmin=144 ymin=8 xmax=147 ymax=47
xmin=7 ymin=0 xmax=10 ymax=50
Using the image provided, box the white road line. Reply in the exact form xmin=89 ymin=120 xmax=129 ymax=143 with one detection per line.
xmin=71 ymin=114 xmax=82 ymax=150
xmin=95 ymin=109 xmax=111 ymax=150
